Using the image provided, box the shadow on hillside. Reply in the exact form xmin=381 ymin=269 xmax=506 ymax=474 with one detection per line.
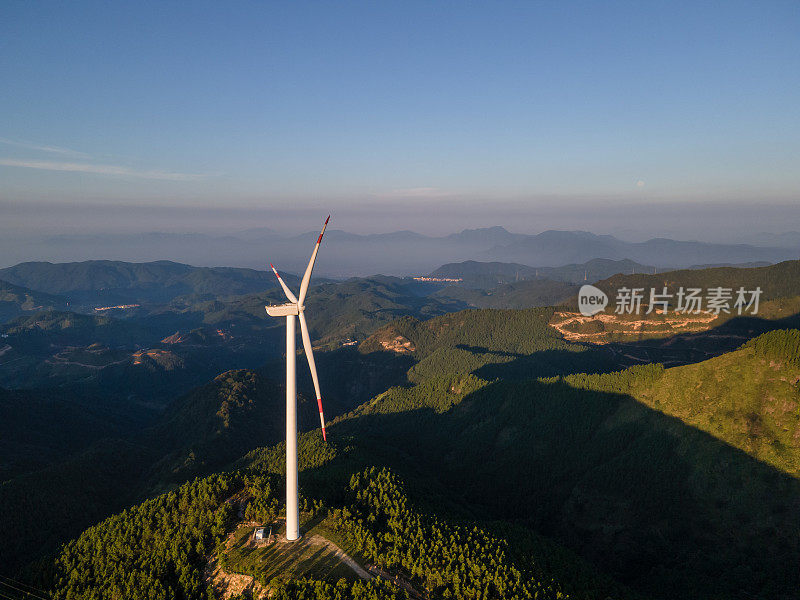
xmin=297 ymin=348 xmax=415 ymax=410
xmin=302 ymin=376 xmax=800 ymax=600
xmin=464 ymin=312 xmax=800 ymax=383
xmin=606 ymin=311 xmax=800 ymax=368
xmin=453 ymin=344 xmax=622 ymax=381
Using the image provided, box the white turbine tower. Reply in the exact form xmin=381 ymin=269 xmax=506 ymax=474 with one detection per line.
xmin=266 ymin=216 xmax=329 ymax=541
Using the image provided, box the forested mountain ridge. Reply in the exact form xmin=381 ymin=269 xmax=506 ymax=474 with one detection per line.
xmin=3 ymin=257 xmax=800 ymax=599
xmin=47 ymin=466 xmax=637 ymax=600
xmin=0 ymin=309 xmax=281 ymax=407
xmin=0 ymin=275 xmax=464 ymax=415
xmin=175 ymin=275 xmax=470 ymax=349
xmin=547 ymin=261 xmax=800 ymax=349
xmin=429 ymin=258 xmax=654 ymax=286
xmin=0 ymin=278 xmax=67 ymax=322
xmin=324 ymin=328 xmax=800 ymax=599
xmin=584 ymin=259 xmax=800 ymax=309
xmin=0 ymin=370 xmax=291 ymax=576
xmin=432 ymin=278 xmax=578 ymax=309
xmin=36 ymin=326 xmax=800 ymax=600
xmin=0 ymin=387 xmax=126 ymax=482
xmin=0 ymin=259 xmax=303 ymax=308
xmin=359 ymin=307 xmax=619 ymax=383
xmin=0 ymin=343 xmax=411 ymax=578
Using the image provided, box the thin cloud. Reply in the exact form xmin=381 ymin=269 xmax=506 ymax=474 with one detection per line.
xmin=0 ymin=137 xmax=91 ymax=158
xmin=0 ymin=158 xmax=207 ymax=181
xmin=376 ymin=187 xmax=455 ymax=198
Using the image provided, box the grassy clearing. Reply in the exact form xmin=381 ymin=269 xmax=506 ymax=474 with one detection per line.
xmin=306 ymin=517 xmax=369 ymax=568
xmin=220 ymin=516 xmax=364 ymax=585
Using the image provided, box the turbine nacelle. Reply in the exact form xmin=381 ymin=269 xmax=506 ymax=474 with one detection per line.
xmin=265 ymin=303 xmax=299 ymax=317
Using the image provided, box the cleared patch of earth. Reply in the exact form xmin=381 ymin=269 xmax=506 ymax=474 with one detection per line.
xmin=205 ymin=556 xmax=270 ymax=600
xmin=550 ymin=310 xmax=719 ymax=343
xmin=379 ymin=335 xmax=415 ymax=353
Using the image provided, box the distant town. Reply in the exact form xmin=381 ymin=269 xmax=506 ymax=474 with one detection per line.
xmin=94 ymin=304 xmax=141 ymax=311
xmin=412 ymin=276 xmax=463 ymax=283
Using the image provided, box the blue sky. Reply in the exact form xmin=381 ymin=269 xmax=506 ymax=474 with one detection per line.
xmin=1 ymin=1 xmax=798 ymax=235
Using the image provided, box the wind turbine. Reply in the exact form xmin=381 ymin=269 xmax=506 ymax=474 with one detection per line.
xmin=266 ymin=216 xmax=329 ymax=541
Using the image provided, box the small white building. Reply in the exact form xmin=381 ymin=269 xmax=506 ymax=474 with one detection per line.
xmin=254 ymin=527 xmax=266 ymax=540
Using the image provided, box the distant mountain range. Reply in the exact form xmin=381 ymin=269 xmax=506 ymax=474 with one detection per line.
xmin=0 ymin=260 xmax=304 ymax=308
xmin=1 ymin=226 xmax=797 ymax=277
xmin=429 ymin=257 xmax=657 ymax=286
xmin=484 ymin=230 xmax=794 ymax=267
xmin=742 ymin=231 xmax=800 ymax=248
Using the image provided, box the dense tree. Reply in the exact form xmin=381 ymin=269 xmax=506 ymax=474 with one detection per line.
xmin=52 ymin=474 xmax=239 ymax=600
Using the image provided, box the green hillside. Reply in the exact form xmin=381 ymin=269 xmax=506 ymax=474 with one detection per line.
xmin=433 ymin=278 xmax=578 ymax=309
xmin=1 ymin=310 xmax=162 ymax=347
xmin=46 ymin=464 xmax=635 ymax=600
xmin=0 ymin=279 xmax=67 ymax=323
xmin=0 ymin=387 xmax=126 ymax=482
xmin=0 ymin=352 xmax=404 ymax=578
xmin=0 ymin=309 xmax=285 ymax=405
xmin=183 ymin=275 xmax=469 ymax=349
xmin=315 ymin=328 xmax=800 ymax=600
xmin=625 ymin=329 xmax=800 ymax=475
xmin=5 ymin=295 xmax=800 ymax=600
xmin=47 ymin=328 xmax=800 ymax=599
xmin=0 ymin=371 xmax=288 ymax=577
xmin=0 ymin=260 xmax=300 ymax=307
xmin=360 ymin=307 xmax=618 ymax=382
xmin=584 ymin=259 xmax=800 ymax=311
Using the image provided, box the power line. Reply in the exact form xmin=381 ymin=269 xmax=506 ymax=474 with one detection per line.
xmin=0 ymin=580 xmax=52 ymax=600
xmin=0 ymin=589 xmax=32 ymax=600
xmin=0 ymin=576 xmax=50 ymax=597
xmin=0 ymin=584 xmax=46 ymax=600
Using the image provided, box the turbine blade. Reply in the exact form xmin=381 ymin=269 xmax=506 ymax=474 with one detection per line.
xmin=298 ymin=215 xmax=330 ymax=304
xmin=270 ymin=264 xmax=298 ymax=303
xmin=298 ymin=311 xmax=326 ymax=441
